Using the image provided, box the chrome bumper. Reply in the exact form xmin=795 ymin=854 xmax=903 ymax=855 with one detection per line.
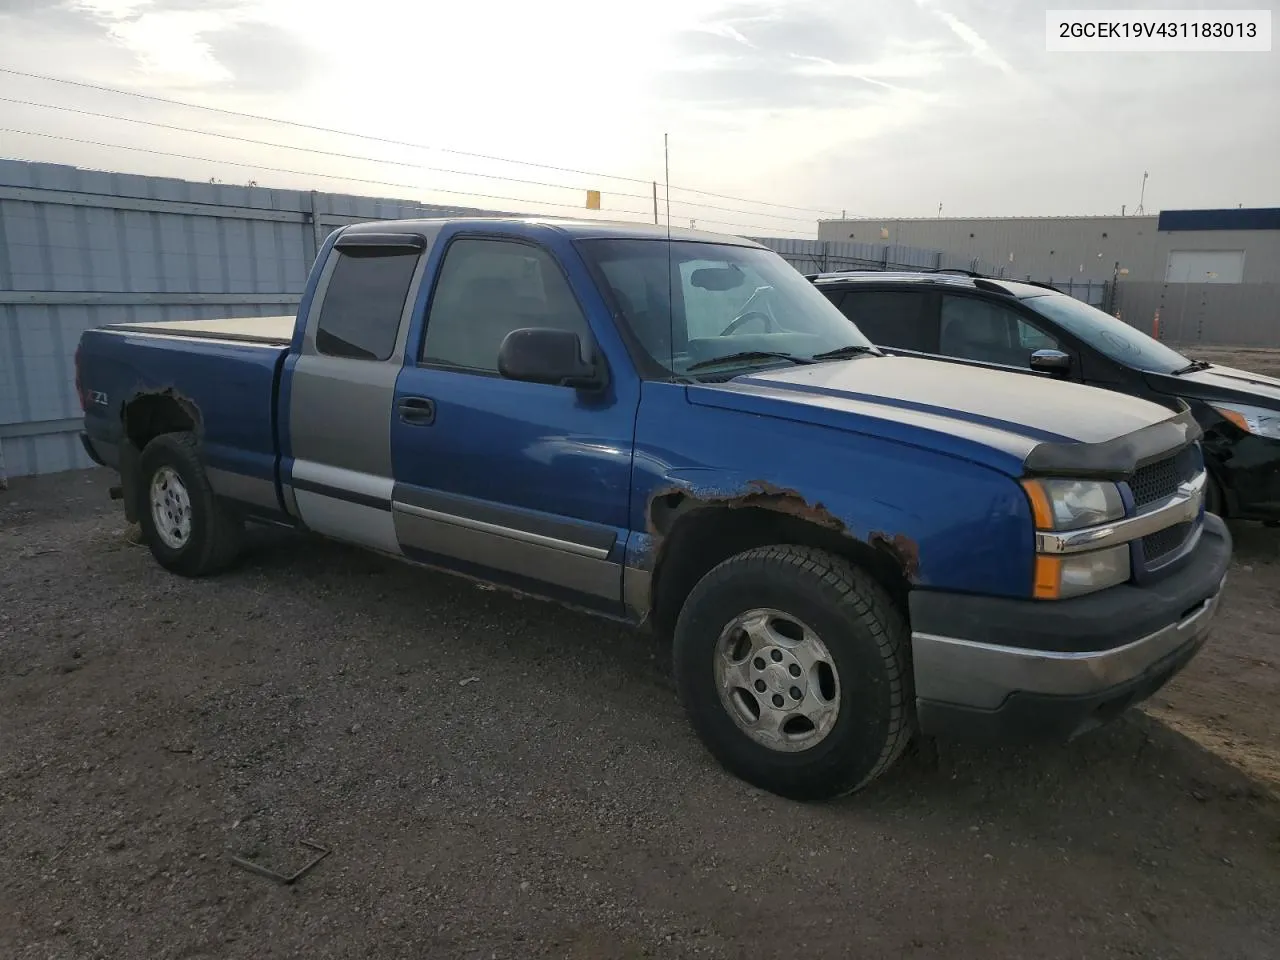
xmin=912 ymin=574 xmax=1226 ymax=711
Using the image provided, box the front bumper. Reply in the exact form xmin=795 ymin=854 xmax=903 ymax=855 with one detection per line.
xmin=909 ymin=513 xmax=1232 ymax=742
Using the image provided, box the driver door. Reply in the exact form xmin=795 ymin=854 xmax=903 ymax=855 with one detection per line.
xmin=937 ymin=294 xmax=1079 ymax=379
xmin=389 ymin=233 xmax=640 ymax=613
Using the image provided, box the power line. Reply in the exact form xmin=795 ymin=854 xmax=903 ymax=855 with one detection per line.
xmin=0 ymin=67 xmax=841 ymax=218
xmin=0 ymin=128 xmax=815 ymax=237
xmin=0 ymin=96 xmax=822 ymax=227
xmin=0 ymin=129 xmax=645 ymax=218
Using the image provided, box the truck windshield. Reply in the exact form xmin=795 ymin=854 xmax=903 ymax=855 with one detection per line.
xmin=577 ymin=238 xmax=873 ymax=377
xmin=1023 ymin=292 xmax=1192 ymax=375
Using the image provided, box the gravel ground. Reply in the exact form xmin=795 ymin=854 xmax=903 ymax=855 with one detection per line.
xmin=1186 ymin=346 xmax=1280 ymax=379
xmin=2 ymin=468 xmax=1280 ymax=960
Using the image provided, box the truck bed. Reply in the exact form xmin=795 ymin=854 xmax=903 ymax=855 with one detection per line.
xmin=105 ymin=315 xmax=295 ymax=346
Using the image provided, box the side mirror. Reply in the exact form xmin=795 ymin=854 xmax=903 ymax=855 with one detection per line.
xmin=498 ymin=328 xmax=603 ymax=389
xmin=1030 ymin=348 xmax=1071 ymax=378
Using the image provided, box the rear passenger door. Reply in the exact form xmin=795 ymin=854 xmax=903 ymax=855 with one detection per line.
xmin=828 ymin=288 xmax=937 ymax=354
xmin=284 ymin=229 xmax=437 ymax=554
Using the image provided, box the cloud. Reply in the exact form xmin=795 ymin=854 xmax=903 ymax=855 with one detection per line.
xmin=13 ymin=0 xmax=316 ymax=90
xmin=660 ymin=2 xmax=948 ymax=108
xmin=1 ymin=0 xmax=1275 ymax=224
xmin=200 ymin=19 xmax=320 ymax=91
xmin=928 ymin=7 xmax=1017 ymax=75
xmin=0 ymin=0 xmax=104 ymax=33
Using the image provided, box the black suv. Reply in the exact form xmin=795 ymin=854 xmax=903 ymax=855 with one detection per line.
xmin=809 ymin=270 xmax=1280 ymax=523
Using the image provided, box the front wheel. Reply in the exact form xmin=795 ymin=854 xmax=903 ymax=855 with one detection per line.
xmin=137 ymin=432 xmax=243 ymax=577
xmin=672 ymin=545 xmax=914 ymax=801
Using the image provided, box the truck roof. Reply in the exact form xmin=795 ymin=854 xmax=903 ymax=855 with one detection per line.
xmin=338 ymin=217 xmax=767 ymax=248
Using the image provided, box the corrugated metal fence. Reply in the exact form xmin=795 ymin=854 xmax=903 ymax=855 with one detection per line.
xmin=1112 ymin=282 xmax=1280 ymax=347
xmin=0 ymin=158 xmax=1130 ymax=483
xmin=0 ymin=159 xmax=515 ymax=483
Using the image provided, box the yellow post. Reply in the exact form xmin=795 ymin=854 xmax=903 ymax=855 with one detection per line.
xmin=586 ymin=190 xmax=601 ymax=210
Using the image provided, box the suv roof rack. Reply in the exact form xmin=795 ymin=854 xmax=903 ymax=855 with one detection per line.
xmin=971 ymin=278 xmax=1016 ymax=297
xmin=927 ymin=268 xmax=1064 ymax=294
xmin=806 ymin=269 xmax=885 ymax=281
xmin=806 ymin=268 xmax=1068 ymax=296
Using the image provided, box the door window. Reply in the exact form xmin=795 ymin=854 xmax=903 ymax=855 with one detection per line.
xmin=422 ymin=238 xmax=592 ymax=374
xmin=940 ymin=295 xmax=1059 ymax=368
xmin=834 ymin=290 xmax=935 ymax=353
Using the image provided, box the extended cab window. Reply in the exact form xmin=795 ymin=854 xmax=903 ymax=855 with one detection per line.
xmin=834 ymin=290 xmax=935 ymax=353
xmin=422 ymin=238 xmax=591 ymax=374
xmin=939 ymin=295 xmax=1059 ymax=368
xmin=316 ymin=248 xmax=419 ymax=361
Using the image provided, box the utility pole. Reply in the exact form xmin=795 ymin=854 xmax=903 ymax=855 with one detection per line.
xmin=652 ymin=181 xmax=659 ymax=225
xmin=664 ymin=133 xmax=670 ymax=232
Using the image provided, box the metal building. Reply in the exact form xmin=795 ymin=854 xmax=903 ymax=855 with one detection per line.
xmin=817 ymin=209 xmax=1280 ymax=285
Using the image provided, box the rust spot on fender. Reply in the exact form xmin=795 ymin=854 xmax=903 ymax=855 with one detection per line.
xmin=869 ymin=530 xmax=920 ymax=581
xmin=646 ymin=479 xmax=847 ymax=536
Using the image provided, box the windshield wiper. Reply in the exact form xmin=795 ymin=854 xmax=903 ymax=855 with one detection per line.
xmin=1171 ymin=359 xmax=1211 ymax=375
xmin=809 ymin=344 xmax=881 ymax=362
xmin=685 ymin=350 xmax=813 ymax=373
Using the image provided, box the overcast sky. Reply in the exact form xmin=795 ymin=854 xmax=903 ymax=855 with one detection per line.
xmin=0 ymin=0 xmax=1276 ymax=236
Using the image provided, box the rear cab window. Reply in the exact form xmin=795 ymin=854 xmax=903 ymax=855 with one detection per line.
xmin=316 ymin=247 xmax=420 ymax=361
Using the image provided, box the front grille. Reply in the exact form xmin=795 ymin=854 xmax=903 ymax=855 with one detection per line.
xmin=1129 ymin=445 xmax=1200 ymax=508
xmin=1142 ymin=521 xmax=1192 ymax=566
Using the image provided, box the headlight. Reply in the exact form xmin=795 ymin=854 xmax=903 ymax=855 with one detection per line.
xmin=1021 ymin=478 xmax=1129 ymax=599
xmin=1021 ymin=478 xmax=1124 ymax=531
xmin=1209 ymin=402 xmax=1280 ymax=440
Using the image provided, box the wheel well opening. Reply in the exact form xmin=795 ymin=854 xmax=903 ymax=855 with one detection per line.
xmin=648 ymin=501 xmax=912 ymax=639
xmin=123 ymin=393 xmax=197 ymax=451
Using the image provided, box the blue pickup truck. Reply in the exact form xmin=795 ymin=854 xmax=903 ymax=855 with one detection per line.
xmin=76 ymin=218 xmax=1231 ymax=800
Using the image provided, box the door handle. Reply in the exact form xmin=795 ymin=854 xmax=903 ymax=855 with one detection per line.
xmin=398 ymin=396 xmax=436 ymax=426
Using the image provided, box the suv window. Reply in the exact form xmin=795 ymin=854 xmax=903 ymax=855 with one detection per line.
xmin=422 ymin=238 xmax=591 ymax=373
xmin=316 ymin=248 xmax=420 ymax=361
xmin=831 ymin=290 xmax=935 ymax=353
xmin=939 ymin=295 xmax=1059 ymax=368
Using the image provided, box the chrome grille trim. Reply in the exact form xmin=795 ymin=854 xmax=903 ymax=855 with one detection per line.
xmin=1035 ymin=470 xmax=1206 ymax=556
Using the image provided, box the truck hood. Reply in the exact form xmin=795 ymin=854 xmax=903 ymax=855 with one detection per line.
xmin=1145 ymin=363 xmax=1280 ymax=409
xmin=688 ymin=355 xmax=1199 ymax=479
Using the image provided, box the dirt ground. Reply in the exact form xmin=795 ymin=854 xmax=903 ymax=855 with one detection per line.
xmin=2 ymin=348 xmax=1280 ymax=959
xmin=1186 ymin=345 xmax=1280 ymax=379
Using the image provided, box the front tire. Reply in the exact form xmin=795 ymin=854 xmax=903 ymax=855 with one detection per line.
xmin=137 ymin=432 xmax=243 ymax=577
xmin=673 ymin=545 xmax=913 ymax=801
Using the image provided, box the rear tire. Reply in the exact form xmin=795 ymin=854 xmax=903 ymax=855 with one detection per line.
xmin=673 ymin=545 xmax=913 ymax=801
xmin=137 ymin=432 xmax=243 ymax=577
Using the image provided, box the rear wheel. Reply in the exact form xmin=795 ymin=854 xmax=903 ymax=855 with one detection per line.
xmin=673 ymin=545 xmax=913 ymax=801
xmin=137 ymin=432 xmax=243 ymax=576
